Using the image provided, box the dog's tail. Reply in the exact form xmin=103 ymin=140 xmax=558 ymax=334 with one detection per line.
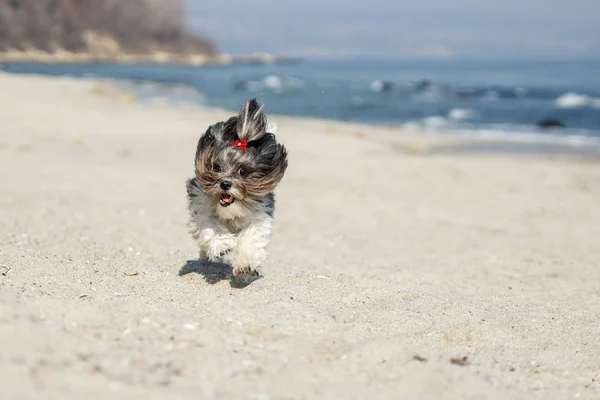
xmin=236 ymin=98 xmax=268 ymax=142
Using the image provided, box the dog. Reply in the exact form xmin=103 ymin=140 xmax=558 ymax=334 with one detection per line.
xmin=186 ymin=99 xmax=288 ymax=279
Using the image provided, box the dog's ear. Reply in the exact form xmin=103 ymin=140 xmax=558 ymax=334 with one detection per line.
xmin=195 ymin=125 xmax=216 ymax=159
xmin=195 ymin=117 xmax=237 ymax=155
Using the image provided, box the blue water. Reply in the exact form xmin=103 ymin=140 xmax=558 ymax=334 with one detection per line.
xmin=3 ymin=59 xmax=600 ymax=142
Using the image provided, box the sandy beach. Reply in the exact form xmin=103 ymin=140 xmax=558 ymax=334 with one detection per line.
xmin=0 ymin=71 xmax=599 ymax=399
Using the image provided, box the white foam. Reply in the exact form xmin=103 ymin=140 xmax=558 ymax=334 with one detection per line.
xmin=402 ymin=119 xmax=600 ymax=149
xmin=263 ymin=75 xmax=283 ymax=90
xmin=422 ymin=116 xmax=448 ymax=127
xmin=443 ymin=127 xmax=600 ymax=148
xmin=555 ymin=92 xmax=600 ymax=109
xmin=245 ymin=75 xmax=304 ymax=93
xmin=448 ymin=108 xmax=476 ymax=121
xmin=370 ymin=80 xmax=385 ymax=92
xmin=556 ymin=92 xmax=589 ymax=108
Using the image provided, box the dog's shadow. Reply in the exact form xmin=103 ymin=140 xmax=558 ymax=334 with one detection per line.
xmin=179 ymin=260 xmax=259 ymax=288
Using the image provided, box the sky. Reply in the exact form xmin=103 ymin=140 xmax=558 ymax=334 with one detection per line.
xmin=185 ymin=0 xmax=600 ymax=60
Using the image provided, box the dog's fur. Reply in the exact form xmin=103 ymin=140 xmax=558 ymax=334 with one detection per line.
xmin=186 ymin=99 xmax=288 ymax=279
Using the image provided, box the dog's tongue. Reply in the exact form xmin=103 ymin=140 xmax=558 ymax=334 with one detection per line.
xmin=222 ymin=194 xmax=233 ymax=204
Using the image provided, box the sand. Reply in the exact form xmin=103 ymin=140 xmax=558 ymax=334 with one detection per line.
xmin=0 ymin=71 xmax=599 ymax=399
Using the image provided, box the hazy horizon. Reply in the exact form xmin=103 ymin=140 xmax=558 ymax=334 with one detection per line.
xmin=185 ymin=0 xmax=600 ymax=60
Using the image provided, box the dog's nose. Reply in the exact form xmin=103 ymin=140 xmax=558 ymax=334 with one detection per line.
xmin=220 ymin=180 xmax=232 ymax=191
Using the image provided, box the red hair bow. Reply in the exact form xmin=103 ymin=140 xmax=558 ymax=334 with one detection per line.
xmin=233 ymin=139 xmax=247 ymax=151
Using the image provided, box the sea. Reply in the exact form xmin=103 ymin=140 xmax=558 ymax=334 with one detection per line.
xmin=3 ymin=59 xmax=600 ymax=148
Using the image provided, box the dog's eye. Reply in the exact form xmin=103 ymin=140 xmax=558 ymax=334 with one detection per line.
xmin=238 ymin=167 xmax=248 ymax=177
xmin=213 ymin=163 xmax=222 ymax=173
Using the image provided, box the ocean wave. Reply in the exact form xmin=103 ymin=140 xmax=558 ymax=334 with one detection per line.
xmin=236 ymin=74 xmax=304 ymax=93
xmin=514 ymin=87 xmax=527 ymax=98
xmin=123 ymin=81 xmax=205 ymax=106
xmin=403 ymin=116 xmax=451 ymax=130
xmin=7 ymin=60 xmax=599 ymax=135
xmin=452 ymin=128 xmax=600 ymax=148
xmin=411 ymin=88 xmax=443 ymax=103
xmin=448 ymin=108 xmax=477 ymax=121
xmin=555 ymin=92 xmax=600 ymax=109
xmin=370 ymin=80 xmax=395 ymax=93
xmin=405 ymin=109 xmax=477 ymax=128
xmin=405 ymin=123 xmax=600 ymax=149
xmin=483 ymin=90 xmax=499 ymax=102
xmin=422 ymin=116 xmax=447 ymax=127
xmin=401 ymin=116 xmax=600 ymax=147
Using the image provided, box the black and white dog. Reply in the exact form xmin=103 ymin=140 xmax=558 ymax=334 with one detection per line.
xmin=186 ymin=99 xmax=288 ymax=279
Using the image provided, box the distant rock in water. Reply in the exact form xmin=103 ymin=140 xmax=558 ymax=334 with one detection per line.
xmin=0 ymin=0 xmax=217 ymax=63
xmin=456 ymin=90 xmax=478 ymax=100
xmin=414 ymin=79 xmax=433 ymax=92
xmin=233 ymin=80 xmax=249 ymax=91
xmin=537 ymin=119 xmax=566 ymax=129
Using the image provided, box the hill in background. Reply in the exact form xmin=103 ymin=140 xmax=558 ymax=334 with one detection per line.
xmin=0 ymin=0 xmax=221 ymax=63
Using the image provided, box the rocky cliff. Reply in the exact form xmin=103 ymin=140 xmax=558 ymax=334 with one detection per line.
xmin=0 ymin=0 xmax=219 ymax=63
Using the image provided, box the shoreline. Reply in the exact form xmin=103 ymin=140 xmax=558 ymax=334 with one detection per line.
xmin=100 ymin=76 xmax=600 ymax=160
xmin=0 ymin=51 xmax=286 ymax=66
xmin=2 ymin=61 xmax=600 ymax=159
xmin=2 ymin=68 xmax=599 ymax=160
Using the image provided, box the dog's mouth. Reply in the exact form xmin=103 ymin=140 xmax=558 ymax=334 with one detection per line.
xmin=219 ymin=192 xmax=235 ymax=207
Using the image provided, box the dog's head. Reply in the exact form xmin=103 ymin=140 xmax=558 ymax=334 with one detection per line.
xmin=193 ymin=99 xmax=288 ymax=212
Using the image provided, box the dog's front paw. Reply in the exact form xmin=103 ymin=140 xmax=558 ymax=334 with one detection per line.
xmin=232 ymin=251 xmax=261 ymax=279
xmin=233 ymin=263 xmax=259 ymax=280
xmin=232 ymin=243 xmax=267 ymax=279
xmin=204 ymin=234 xmax=236 ymax=262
